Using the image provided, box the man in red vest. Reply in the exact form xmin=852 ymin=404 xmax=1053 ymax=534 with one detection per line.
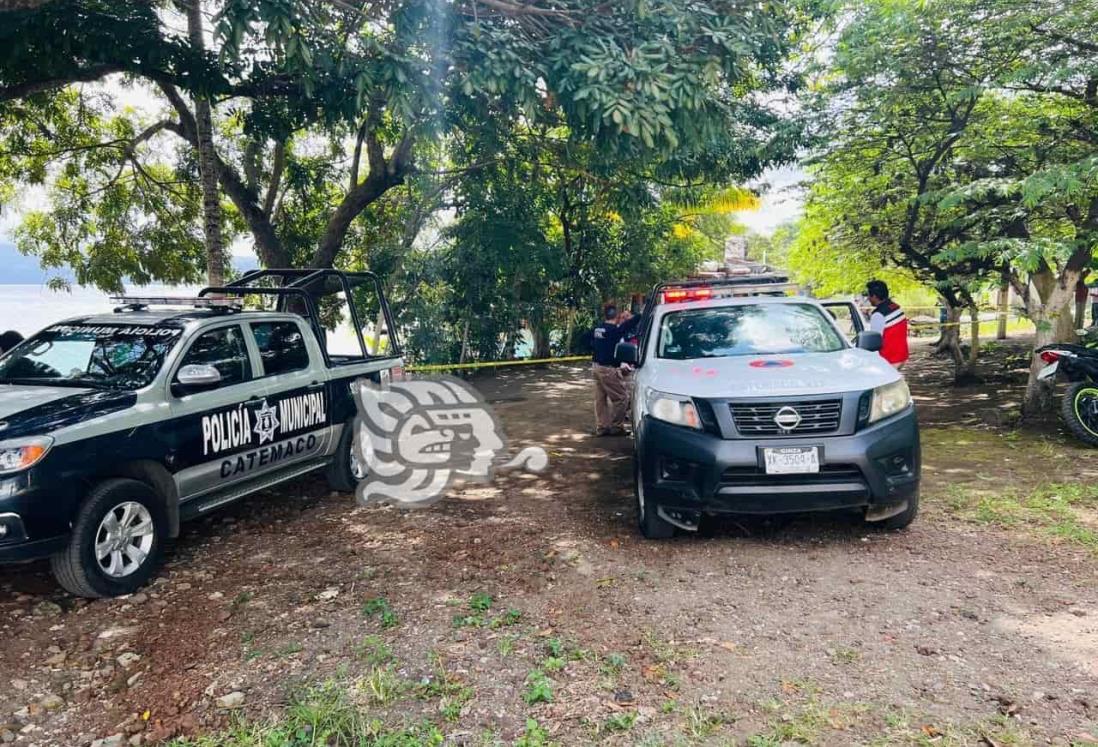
xmin=866 ymin=280 xmax=909 ymax=369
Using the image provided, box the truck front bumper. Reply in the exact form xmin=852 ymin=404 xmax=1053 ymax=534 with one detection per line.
xmin=0 ymin=472 xmax=73 ymax=563
xmin=636 ymin=407 xmax=919 ymax=520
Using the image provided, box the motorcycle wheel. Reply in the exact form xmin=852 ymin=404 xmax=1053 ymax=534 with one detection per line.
xmin=1061 ymin=381 xmax=1098 ymax=447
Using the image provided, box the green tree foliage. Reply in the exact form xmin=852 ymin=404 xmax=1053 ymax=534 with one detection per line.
xmin=0 ymin=0 xmax=817 ymax=277
xmin=397 ymin=130 xmax=736 ymax=363
xmin=796 ymin=0 xmax=1096 ymax=401
xmin=0 ymin=92 xmax=207 ymax=291
xmin=1 ymin=0 xmax=818 ymax=365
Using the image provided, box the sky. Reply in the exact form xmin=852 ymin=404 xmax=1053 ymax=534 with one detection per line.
xmin=736 ymin=164 xmax=806 ymax=235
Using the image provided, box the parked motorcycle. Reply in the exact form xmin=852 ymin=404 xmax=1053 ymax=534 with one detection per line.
xmin=1037 ymin=327 xmax=1098 ymax=447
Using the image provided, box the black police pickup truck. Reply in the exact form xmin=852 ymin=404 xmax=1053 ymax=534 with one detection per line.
xmin=0 ymin=270 xmax=402 ymax=597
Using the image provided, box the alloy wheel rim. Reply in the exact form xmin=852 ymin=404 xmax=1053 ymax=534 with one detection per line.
xmin=95 ymin=501 xmax=155 ymax=578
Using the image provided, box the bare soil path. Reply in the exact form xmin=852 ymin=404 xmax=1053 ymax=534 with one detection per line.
xmin=1 ymin=339 xmax=1096 ymax=746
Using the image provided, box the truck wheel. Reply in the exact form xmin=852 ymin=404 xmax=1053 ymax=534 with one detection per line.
xmin=50 ymin=479 xmax=167 ymax=598
xmin=866 ymin=490 xmax=919 ymax=530
xmin=1062 ymin=382 xmax=1098 ymax=447
xmin=635 ymin=459 xmax=674 ymax=539
xmin=326 ymin=417 xmax=366 ymax=493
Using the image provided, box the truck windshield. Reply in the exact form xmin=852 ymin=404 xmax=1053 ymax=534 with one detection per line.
xmin=0 ymin=323 xmax=183 ymax=389
xmin=657 ymin=303 xmax=846 ymax=360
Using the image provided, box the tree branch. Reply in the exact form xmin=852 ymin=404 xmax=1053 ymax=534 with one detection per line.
xmin=350 ymin=119 xmax=367 ymax=191
xmin=0 ymin=64 xmax=122 ymax=103
xmin=1029 ymin=22 xmax=1098 ymax=55
xmin=263 ymin=140 xmax=286 ymax=219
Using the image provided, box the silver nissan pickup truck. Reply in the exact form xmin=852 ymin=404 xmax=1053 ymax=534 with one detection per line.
xmin=616 ymin=276 xmax=919 ymax=538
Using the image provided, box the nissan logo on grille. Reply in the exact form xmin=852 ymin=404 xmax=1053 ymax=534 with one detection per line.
xmin=773 ymin=406 xmax=802 ymax=431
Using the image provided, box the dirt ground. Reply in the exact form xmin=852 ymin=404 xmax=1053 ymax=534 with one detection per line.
xmin=1 ymin=338 xmax=1096 ymax=747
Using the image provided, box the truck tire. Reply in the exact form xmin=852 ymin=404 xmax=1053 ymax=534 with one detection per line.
xmin=866 ymin=490 xmax=919 ymax=531
xmin=50 ymin=479 xmax=167 ymax=598
xmin=326 ymin=416 xmax=366 ymax=493
xmin=1062 ymin=382 xmax=1098 ymax=447
xmin=635 ymin=459 xmax=674 ymax=539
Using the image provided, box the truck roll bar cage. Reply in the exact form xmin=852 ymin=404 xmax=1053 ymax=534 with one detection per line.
xmin=201 ymin=268 xmax=401 ymax=362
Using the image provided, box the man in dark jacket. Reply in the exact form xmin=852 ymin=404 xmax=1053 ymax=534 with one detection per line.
xmin=591 ymin=305 xmax=640 ymax=436
xmin=0 ymin=330 xmax=23 ymax=355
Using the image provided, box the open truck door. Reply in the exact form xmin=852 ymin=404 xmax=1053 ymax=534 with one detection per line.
xmin=821 ymin=300 xmax=867 ymax=343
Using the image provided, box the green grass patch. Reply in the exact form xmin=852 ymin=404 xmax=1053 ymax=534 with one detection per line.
xmin=415 ymin=652 xmax=475 ymax=722
xmin=867 ymin=709 xmax=1034 ymax=746
xmin=523 ymin=670 xmax=554 ymax=705
xmin=357 ymin=666 xmax=408 ymax=705
xmin=165 ymin=679 xmax=444 ymax=746
xmin=939 ymin=482 xmax=1098 ymax=554
xmin=540 ymin=656 xmax=565 ymax=673
xmin=361 ymin=597 xmax=399 ymax=629
xmin=600 ymin=711 xmax=637 ymax=734
xmin=496 ymin=634 xmax=517 ymax=657
xmin=747 ymin=696 xmax=866 ymax=745
xmin=599 ymin=652 xmax=627 ymax=677
xmin=469 ymin=591 xmax=493 ymax=611
xmin=514 ymin=719 xmax=553 ymax=747
xmin=452 ymin=593 xmax=523 ymax=629
xmin=354 ymin=635 xmax=394 ymax=667
xmin=683 ymin=703 xmax=733 ymax=740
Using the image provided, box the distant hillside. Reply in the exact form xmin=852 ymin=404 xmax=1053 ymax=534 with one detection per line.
xmin=0 ymin=241 xmax=74 ymax=284
xmin=0 ymin=241 xmax=259 ymax=284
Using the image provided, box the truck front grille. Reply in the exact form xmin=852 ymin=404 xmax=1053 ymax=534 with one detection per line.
xmin=729 ymin=399 xmax=842 ymax=436
xmin=720 ymin=464 xmax=864 ymax=487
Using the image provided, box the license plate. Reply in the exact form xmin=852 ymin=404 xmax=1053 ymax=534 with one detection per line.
xmin=1037 ymin=361 xmax=1059 ymax=380
xmin=763 ymin=446 xmax=820 ymax=474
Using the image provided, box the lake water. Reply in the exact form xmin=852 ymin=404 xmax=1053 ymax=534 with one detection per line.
xmin=0 ymin=284 xmax=206 ymax=337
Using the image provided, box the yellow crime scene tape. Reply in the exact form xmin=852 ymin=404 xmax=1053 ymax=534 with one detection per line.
xmin=406 ymin=355 xmax=590 ymax=373
xmin=406 ymin=307 xmax=1027 ymax=371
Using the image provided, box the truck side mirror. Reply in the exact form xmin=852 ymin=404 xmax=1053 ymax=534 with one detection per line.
xmin=856 ymin=331 xmax=882 ymax=352
xmin=615 ymin=341 xmax=639 ymax=365
xmin=173 ymin=364 xmax=222 ymax=395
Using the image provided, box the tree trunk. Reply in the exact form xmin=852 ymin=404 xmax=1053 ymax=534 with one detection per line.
xmin=531 ymin=323 xmax=551 ymax=359
xmin=310 ymin=133 xmax=415 ymax=269
xmin=1021 ymin=268 xmax=1082 ymax=416
xmin=183 ymin=0 xmax=225 ymax=287
xmin=996 ymin=283 xmax=1009 ymax=340
xmin=963 ymin=305 xmax=979 ymax=380
xmin=934 ymin=302 xmax=964 ymax=372
xmin=458 ymin=318 xmax=471 ymax=365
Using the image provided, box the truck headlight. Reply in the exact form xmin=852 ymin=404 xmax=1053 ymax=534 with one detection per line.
xmin=646 ymin=390 xmax=702 ymax=430
xmin=0 ymin=436 xmax=54 ymax=474
xmin=868 ymin=380 xmax=912 ymax=424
